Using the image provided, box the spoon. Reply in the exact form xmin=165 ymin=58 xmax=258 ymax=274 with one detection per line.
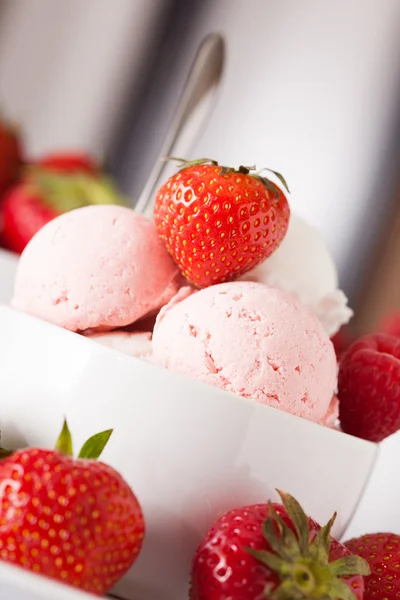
xmin=134 ymin=33 xmax=225 ymax=217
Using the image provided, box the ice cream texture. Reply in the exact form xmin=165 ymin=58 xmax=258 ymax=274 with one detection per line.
xmin=240 ymin=214 xmax=352 ymax=336
xmin=152 ymin=281 xmax=337 ymax=423
xmin=12 ymin=205 xmax=180 ymax=331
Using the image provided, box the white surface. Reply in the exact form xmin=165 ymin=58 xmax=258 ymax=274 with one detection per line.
xmin=0 ymin=562 xmax=97 ymax=600
xmin=0 ymin=306 xmax=377 ymax=600
xmin=0 ymin=249 xmax=18 ymax=304
xmin=344 ymin=431 xmax=400 ymax=540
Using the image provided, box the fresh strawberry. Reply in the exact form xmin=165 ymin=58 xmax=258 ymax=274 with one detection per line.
xmin=35 ymin=152 xmax=99 ymax=175
xmin=0 ymin=420 xmax=144 ymax=595
xmin=0 ymin=116 xmax=23 ymax=197
xmin=345 ymin=533 xmax=400 ymax=599
xmin=190 ymin=490 xmax=369 ymax=600
xmin=153 ymin=158 xmax=290 ymax=287
xmin=338 ymin=333 xmax=400 ymax=441
xmin=1 ymin=171 xmax=124 ymax=253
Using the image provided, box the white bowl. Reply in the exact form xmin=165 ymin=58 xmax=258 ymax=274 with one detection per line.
xmin=0 ymin=561 xmax=98 ymax=600
xmin=0 ymin=305 xmax=378 ymax=600
xmin=0 ymin=249 xmax=18 ymax=305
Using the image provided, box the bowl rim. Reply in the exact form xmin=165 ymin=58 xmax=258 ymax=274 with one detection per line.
xmin=1 ymin=304 xmax=378 ymax=450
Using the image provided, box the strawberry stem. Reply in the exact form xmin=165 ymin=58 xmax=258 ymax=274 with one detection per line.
xmin=55 ymin=419 xmax=74 ymax=457
xmin=238 ymin=165 xmax=256 ymax=175
xmin=245 ymin=490 xmax=370 ymax=600
xmin=256 ymin=168 xmax=290 ymax=193
xmin=163 ymin=157 xmax=219 ymax=169
xmin=164 ymin=157 xmax=290 ymax=199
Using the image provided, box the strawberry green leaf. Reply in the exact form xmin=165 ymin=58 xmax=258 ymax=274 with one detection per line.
xmin=329 ymin=555 xmax=370 ymax=577
xmin=310 ymin=513 xmax=336 ymax=564
xmin=238 ymin=165 xmax=256 ymax=175
xmin=245 ymin=548 xmax=287 ymax=573
xmin=253 ymin=176 xmax=280 ymax=199
xmin=78 ymin=429 xmax=113 ymax=460
xmin=164 ymin=156 xmax=219 ymax=170
xmin=277 ymin=490 xmax=310 ymax=556
xmin=246 ymin=492 xmax=367 ymax=600
xmin=55 ymin=419 xmax=73 ymax=456
xmin=29 ymin=172 xmax=125 ymax=213
xmin=257 ymin=168 xmax=290 ymax=193
xmin=328 ymin=579 xmax=360 ymax=600
xmin=262 ymin=503 xmax=298 ymax=562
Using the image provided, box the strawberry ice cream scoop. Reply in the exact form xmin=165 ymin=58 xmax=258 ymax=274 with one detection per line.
xmin=152 ymin=281 xmax=337 ymax=423
xmin=12 ymin=205 xmax=180 ymax=332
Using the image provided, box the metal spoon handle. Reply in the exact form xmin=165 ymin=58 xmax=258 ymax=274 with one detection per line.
xmin=134 ymin=33 xmax=225 ymax=216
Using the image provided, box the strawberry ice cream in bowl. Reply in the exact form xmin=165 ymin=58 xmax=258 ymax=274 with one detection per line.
xmin=0 ymin=159 xmax=379 ymax=599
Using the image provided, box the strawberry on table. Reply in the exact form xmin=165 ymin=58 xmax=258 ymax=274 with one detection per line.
xmin=35 ymin=152 xmax=99 ymax=175
xmin=154 ymin=158 xmax=290 ymax=287
xmin=190 ymin=490 xmax=369 ymax=600
xmin=1 ymin=170 xmax=124 ymax=254
xmin=338 ymin=333 xmax=400 ymax=442
xmin=345 ymin=533 xmax=400 ymax=600
xmin=0 ymin=114 xmax=23 ymax=197
xmin=0 ymin=420 xmax=144 ymax=596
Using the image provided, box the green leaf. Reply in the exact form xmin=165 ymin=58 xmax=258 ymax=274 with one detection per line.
xmin=262 ymin=513 xmax=285 ymax=556
xmin=55 ymin=419 xmax=73 ymax=456
xmin=245 ymin=548 xmax=288 ymax=573
xmin=219 ymin=166 xmax=233 ymax=176
xmin=328 ymin=579 xmax=359 ymax=600
xmin=329 ymin=555 xmax=370 ymax=577
xmin=163 ymin=156 xmax=219 ymax=170
xmin=277 ymin=490 xmax=310 ymax=556
xmin=238 ymin=165 xmax=256 ymax=175
xmin=310 ymin=513 xmax=336 ymax=564
xmin=257 ymin=168 xmax=290 ymax=193
xmin=262 ymin=503 xmax=299 ymax=561
xmin=269 ymin=580 xmax=305 ymax=600
xmin=256 ymin=176 xmax=281 ymax=199
xmin=31 ymin=172 xmax=124 ymax=213
xmin=78 ymin=429 xmax=113 ymax=460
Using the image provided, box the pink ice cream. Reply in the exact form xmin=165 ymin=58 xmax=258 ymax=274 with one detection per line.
xmin=12 ymin=205 xmax=180 ymax=332
xmin=319 ymin=395 xmax=339 ymax=428
xmin=152 ymin=281 xmax=337 ymax=424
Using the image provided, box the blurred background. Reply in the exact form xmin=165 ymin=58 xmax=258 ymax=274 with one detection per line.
xmin=1 ymin=0 xmax=400 ymax=336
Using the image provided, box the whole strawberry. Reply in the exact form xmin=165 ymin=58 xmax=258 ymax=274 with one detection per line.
xmin=190 ymin=490 xmax=369 ymax=600
xmin=345 ymin=533 xmax=400 ymax=599
xmin=1 ymin=170 xmax=123 ymax=253
xmin=338 ymin=333 xmax=400 ymax=441
xmin=35 ymin=152 xmax=99 ymax=175
xmin=154 ymin=158 xmax=290 ymax=287
xmin=0 ymin=421 xmax=144 ymax=595
xmin=0 ymin=115 xmax=22 ymax=196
